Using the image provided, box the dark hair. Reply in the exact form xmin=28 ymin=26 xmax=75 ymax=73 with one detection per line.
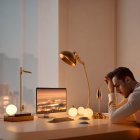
xmin=107 ymin=67 xmax=136 ymax=81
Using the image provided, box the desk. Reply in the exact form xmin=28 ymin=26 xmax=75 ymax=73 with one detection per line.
xmin=0 ymin=113 xmax=140 ymax=140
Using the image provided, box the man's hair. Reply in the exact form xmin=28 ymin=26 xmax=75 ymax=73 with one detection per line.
xmin=107 ymin=67 xmax=136 ymax=81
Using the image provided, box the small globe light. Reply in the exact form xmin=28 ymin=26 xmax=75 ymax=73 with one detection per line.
xmin=78 ymin=107 xmax=85 ymax=115
xmin=84 ymin=108 xmax=93 ymax=118
xmin=68 ymin=107 xmax=78 ymax=117
xmin=6 ymin=104 xmax=17 ymax=116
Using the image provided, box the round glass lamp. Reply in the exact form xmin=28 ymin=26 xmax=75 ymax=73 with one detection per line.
xmin=68 ymin=106 xmax=78 ymax=117
xmin=78 ymin=107 xmax=85 ymax=115
xmin=84 ymin=108 xmax=93 ymax=118
xmin=6 ymin=104 xmax=17 ymax=116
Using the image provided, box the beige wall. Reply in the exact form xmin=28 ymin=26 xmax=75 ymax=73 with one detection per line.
xmin=59 ymin=0 xmax=116 ymax=112
xmin=117 ymin=0 xmax=140 ymax=82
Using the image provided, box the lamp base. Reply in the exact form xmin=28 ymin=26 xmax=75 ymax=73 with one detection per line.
xmin=4 ymin=113 xmax=34 ymax=122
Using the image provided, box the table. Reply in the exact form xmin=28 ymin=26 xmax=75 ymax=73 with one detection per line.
xmin=0 ymin=113 xmax=140 ymax=140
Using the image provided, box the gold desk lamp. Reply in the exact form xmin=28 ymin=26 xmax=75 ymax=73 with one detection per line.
xmin=59 ymin=51 xmax=91 ymax=109
xmin=59 ymin=51 xmax=107 ymax=119
xmin=4 ymin=67 xmax=34 ymax=122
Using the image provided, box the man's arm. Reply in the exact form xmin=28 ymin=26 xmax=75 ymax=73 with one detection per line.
xmin=108 ymin=92 xmax=140 ymax=123
xmin=116 ymin=98 xmax=128 ymax=109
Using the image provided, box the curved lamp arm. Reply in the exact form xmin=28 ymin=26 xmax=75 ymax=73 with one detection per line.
xmin=74 ymin=52 xmax=91 ymax=108
xmin=82 ymin=63 xmax=91 ymax=108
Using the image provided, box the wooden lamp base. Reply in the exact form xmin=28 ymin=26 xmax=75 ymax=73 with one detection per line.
xmin=4 ymin=113 xmax=34 ymax=122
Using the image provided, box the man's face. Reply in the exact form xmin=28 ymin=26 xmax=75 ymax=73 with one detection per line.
xmin=112 ymin=76 xmax=131 ymax=98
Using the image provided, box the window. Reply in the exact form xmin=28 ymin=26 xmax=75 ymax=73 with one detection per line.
xmin=0 ymin=0 xmax=38 ymax=116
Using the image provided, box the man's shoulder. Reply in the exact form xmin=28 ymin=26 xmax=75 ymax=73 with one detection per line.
xmin=129 ymin=89 xmax=140 ymax=100
xmin=134 ymin=83 xmax=140 ymax=91
xmin=128 ymin=90 xmax=140 ymax=106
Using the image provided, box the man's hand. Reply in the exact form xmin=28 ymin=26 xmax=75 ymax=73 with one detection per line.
xmin=104 ymin=76 xmax=114 ymax=93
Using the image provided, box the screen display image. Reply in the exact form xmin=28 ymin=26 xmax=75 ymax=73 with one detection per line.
xmin=36 ymin=88 xmax=67 ymax=114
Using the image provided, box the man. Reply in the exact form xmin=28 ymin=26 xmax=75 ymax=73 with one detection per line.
xmin=105 ymin=67 xmax=140 ymax=123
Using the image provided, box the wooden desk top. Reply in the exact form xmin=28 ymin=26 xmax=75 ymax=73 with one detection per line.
xmin=0 ymin=113 xmax=140 ymax=140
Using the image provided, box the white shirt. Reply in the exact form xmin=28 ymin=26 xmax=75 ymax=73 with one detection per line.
xmin=108 ymin=84 xmax=140 ymax=123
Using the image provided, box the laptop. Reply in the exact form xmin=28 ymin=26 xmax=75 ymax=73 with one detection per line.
xmin=36 ymin=88 xmax=67 ymax=114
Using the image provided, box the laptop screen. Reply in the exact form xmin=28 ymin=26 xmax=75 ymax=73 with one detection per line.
xmin=36 ymin=88 xmax=67 ymax=114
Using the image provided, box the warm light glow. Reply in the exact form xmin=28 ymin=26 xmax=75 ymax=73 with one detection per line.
xmin=3 ymin=101 xmax=9 ymax=105
xmin=84 ymin=108 xmax=93 ymax=118
xmin=6 ymin=104 xmax=17 ymax=116
xmin=7 ymin=126 xmax=17 ymax=132
xmin=3 ymin=96 xmax=9 ymax=100
xmin=78 ymin=107 xmax=85 ymax=115
xmin=59 ymin=53 xmax=63 ymax=58
xmin=49 ymin=104 xmax=59 ymax=107
xmin=68 ymin=107 xmax=78 ymax=117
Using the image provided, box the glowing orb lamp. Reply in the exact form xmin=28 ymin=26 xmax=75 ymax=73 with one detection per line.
xmin=84 ymin=108 xmax=93 ymax=118
xmin=68 ymin=107 xmax=78 ymax=117
xmin=6 ymin=104 xmax=17 ymax=116
xmin=78 ymin=107 xmax=85 ymax=115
